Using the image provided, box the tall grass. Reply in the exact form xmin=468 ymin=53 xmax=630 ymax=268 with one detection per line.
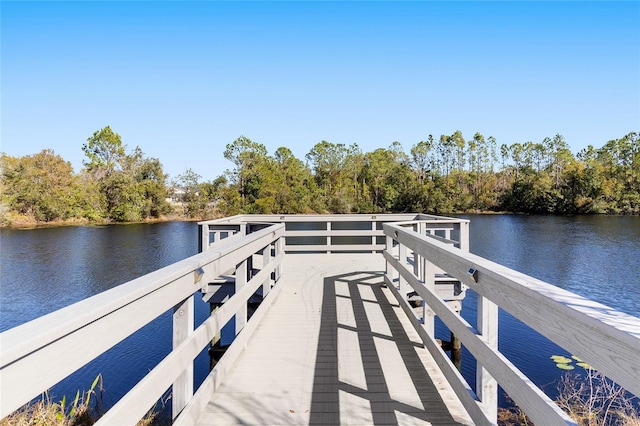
xmin=498 ymin=370 xmax=640 ymax=426
xmin=0 ymin=375 xmax=164 ymax=426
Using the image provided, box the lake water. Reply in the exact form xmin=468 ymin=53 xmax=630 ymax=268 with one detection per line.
xmin=1 ymin=215 xmax=639 ymax=415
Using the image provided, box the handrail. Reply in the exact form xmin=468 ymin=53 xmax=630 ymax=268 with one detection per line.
xmin=383 ymin=221 xmax=640 ymax=425
xmin=199 ymin=214 xmax=469 ymax=253
xmin=0 ymin=223 xmax=285 ymax=421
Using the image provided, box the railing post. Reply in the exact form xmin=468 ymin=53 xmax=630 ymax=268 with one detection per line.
xmin=236 ymin=259 xmax=247 ymax=334
xmin=327 ymin=221 xmax=332 ymax=254
xmin=398 ymin=242 xmax=408 ymax=299
xmin=385 ymin=234 xmax=393 ymax=277
xmin=263 ymin=244 xmax=271 ymax=297
xmin=274 ymin=237 xmax=282 ymax=281
xmin=477 ymin=296 xmax=498 ymax=421
xmin=459 ymin=221 xmax=470 ymax=252
xmin=423 ymin=259 xmax=435 ymax=338
xmin=198 ymin=223 xmax=209 ymax=252
xmin=371 ymin=219 xmax=376 ymax=253
xmin=172 ymin=295 xmax=194 ymax=420
xmin=412 ymin=223 xmax=420 ymax=276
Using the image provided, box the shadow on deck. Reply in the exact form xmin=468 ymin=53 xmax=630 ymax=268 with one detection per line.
xmin=198 ymin=255 xmax=471 ymax=425
xmin=309 ymin=271 xmax=466 ymax=425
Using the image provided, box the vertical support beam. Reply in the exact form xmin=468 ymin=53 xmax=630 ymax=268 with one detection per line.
xmin=412 ymin=223 xmax=420 ymax=276
xmin=371 ymin=220 xmax=376 ymax=253
xmin=423 ymin=260 xmax=435 ymax=338
xmin=198 ymin=224 xmax=208 ymax=253
xmin=274 ymin=237 xmax=283 ymax=282
xmin=385 ymin=234 xmax=393 ymax=276
xmin=327 ymin=221 xmax=332 ymax=254
xmin=417 ymin=222 xmax=426 ymax=278
xmin=172 ymin=295 xmax=194 ymax=420
xmin=398 ymin=242 xmax=408 ymax=298
xmin=459 ymin=221 xmax=470 ymax=252
xmin=477 ymin=295 xmax=498 ymax=422
xmin=263 ymin=244 xmax=271 ymax=297
xmin=235 ymin=259 xmax=247 ymax=334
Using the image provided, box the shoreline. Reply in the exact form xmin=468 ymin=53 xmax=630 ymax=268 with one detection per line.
xmin=3 ymin=210 xmax=636 ymax=230
xmin=0 ymin=215 xmax=208 ymax=230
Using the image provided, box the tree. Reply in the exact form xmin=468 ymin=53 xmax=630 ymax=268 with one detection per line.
xmin=1 ymin=150 xmax=79 ymax=222
xmin=81 ymin=126 xmax=171 ymax=221
xmin=82 ymin=126 xmax=126 ymax=179
xmin=224 ymin=136 xmax=268 ymax=205
xmin=363 ymin=143 xmax=412 ymax=212
xmin=174 ymin=168 xmax=207 ymax=218
xmin=410 ymin=139 xmax=432 ymax=181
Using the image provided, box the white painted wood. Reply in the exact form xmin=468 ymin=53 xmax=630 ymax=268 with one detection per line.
xmin=285 ymin=229 xmax=385 ymax=237
xmin=477 ymin=295 xmax=498 ymax=422
xmin=459 ymin=221 xmax=470 ymax=252
xmin=423 ymin=259 xmax=436 ymax=338
xmin=198 ymin=223 xmax=208 ymax=252
xmin=6 ymin=213 xmax=634 ymax=426
xmin=172 ymin=295 xmax=194 ymax=420
xmin=261 ymin=245 xmax=269 ymax=297
xmin=235 ymin=259 xmax=247 ymax=334
xmin=384 ymin=250 xmax=576 ymax=425
xmin=174 ymin=265 xmax=284 ymax=425
xmin=283 ymin=244 xmax=386 ymax=252
xmin=383 ymin=274 xmax=492 ymax=426
xmin=398 ymin=242 xmax=409 ymax=298
xmin=274 ymin=237 xmax=283 ymax=282
xmin=96 ymin=244 xmax=284 ymax=425
xmin=0 ymin=224 xmax=284 ymax=418
xmin=187 ymin=254 xmax=474 ymax=426
xmin=384 ymin=223 xmax=640 ymax=397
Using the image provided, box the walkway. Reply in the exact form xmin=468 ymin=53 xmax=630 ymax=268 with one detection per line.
xmin=196 ymin=254 xmax=473 ymax=425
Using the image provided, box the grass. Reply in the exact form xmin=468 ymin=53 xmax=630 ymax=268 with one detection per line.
xmin=498 ymin=370 xmax=640 ymax=426
xmin=0 ymin=375 xmax=166 ymax=426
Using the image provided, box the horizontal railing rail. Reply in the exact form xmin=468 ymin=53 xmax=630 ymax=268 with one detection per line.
xmin=199 ymin=214 xmax=468 ymax=254
xmin=383 ymin=221 xmax=640 ymax=426
xmin=0 ymin=223 xmax=285 ymax=423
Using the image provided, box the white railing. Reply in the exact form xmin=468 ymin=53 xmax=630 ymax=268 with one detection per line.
xmin=4 ymin=214 xmax=637 ymax=425
xmin=198 ymin=213 xmax=468 ymax=254
xmin=382 ymin=221 xmax=640 ymax=426
xmin=0 ymin=223 xmax=285 ymax=423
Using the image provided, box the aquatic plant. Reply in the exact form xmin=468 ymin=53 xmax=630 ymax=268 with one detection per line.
xmin=550 ymin=354 xmax=593 ymax=371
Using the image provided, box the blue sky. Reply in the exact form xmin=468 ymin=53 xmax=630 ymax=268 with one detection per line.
xmin=2 ymin=1 xmax=639 ymax=181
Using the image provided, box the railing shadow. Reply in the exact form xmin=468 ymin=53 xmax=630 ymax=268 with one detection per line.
xmin=309 ymin=271 xmax=465 ymax=425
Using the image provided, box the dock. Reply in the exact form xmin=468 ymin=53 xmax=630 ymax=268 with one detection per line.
xmin=197 ymin=254 xmax=470 ymax=425
xmin=1 ymin=214 xmax=639 ymax=425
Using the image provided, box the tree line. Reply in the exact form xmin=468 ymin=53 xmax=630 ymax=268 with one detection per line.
xmin=1 ymin=126 xmax=638 ymax=225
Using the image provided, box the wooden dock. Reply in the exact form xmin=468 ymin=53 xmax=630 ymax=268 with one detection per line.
xmin=197 ymin=254 xmax=472 ymax=425
xmin=3 ymin=214 xmax=639 ymax=426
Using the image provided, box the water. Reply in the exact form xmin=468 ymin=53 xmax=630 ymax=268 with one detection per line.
xmin=1 ymin=216 xmax=639 ymax=413
xmin=0 ymin=222 xmax=210 ymax=417
xmin=448 ymin=214 xmax=640 ymax=405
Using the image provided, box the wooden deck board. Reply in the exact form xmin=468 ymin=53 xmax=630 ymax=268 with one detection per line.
xmin=196 ymin=254 xmax=473 ymax=425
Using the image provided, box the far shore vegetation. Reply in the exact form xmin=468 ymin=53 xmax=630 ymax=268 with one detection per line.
xmin=2 ymin=127 xmax=638 ymax=228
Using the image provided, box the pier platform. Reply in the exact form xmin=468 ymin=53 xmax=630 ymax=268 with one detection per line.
xmin=196 ymin=254 xmax=472 ymax=425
